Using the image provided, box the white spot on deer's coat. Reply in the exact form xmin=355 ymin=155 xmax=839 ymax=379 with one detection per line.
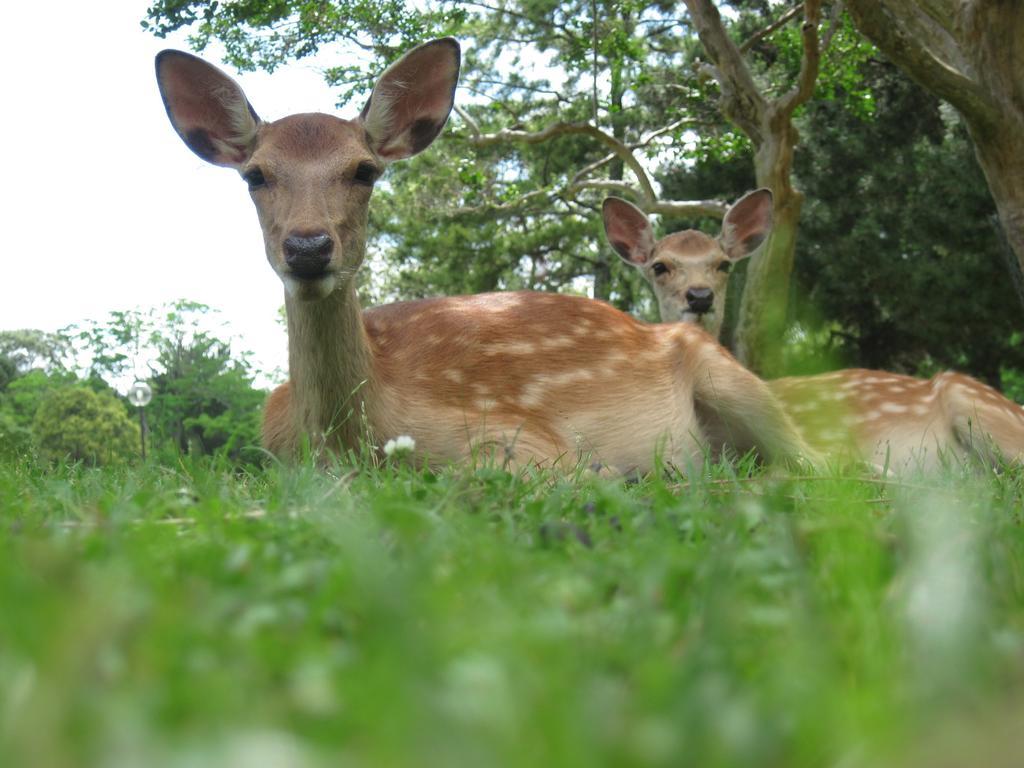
xmin=540 ymin=335 xmax=576 ymax=350
xmin=518 ymin=369 xmax=599 ymax=410
xmin=442 ymin=369 xmax=464 ymax=384
xmin=495 ymin=340 xmax=538 ymax=355
xmin=880 ymin=402 xmax=909 ymax=414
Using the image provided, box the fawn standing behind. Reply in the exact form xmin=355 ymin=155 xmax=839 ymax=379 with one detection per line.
xmin=604 ymin=193 xmax=1024 ymax=470
xmin=156 ymin=39 xmax=818 ymax=473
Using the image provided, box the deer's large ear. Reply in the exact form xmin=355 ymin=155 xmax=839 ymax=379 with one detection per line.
xmin=602 ymin=198 xmax=655 ymax=267
xmin=360 ymin=38 xmax=461 ymax=162
xmin=719 ymin=188 xmax=773 ymax=261
xmin=155 ymin=50 xmax=261 ymax=169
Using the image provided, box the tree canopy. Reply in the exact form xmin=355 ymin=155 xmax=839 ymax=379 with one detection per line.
xmin=142 ymin=0 xmax=1023 ymax=391
xmin=0 ymin=302 xmax=267 ymax=466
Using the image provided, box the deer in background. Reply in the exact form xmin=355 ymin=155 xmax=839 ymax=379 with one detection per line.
xmin=155 ymin=39 xmax=819 ymax=473
xmin=604 ymin=193 xmax=1024 ymax=470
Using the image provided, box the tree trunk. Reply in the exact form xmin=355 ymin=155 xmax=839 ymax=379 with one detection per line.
xmin=971 ymin=124 xmax=1024 ymax=283
xmin=734 ymin=193 xmax=802 ymax=377
xmin=734 ymin=110 xmax=803 ymax=377
xmin=683 ymin=0 xmax=821 ymax=376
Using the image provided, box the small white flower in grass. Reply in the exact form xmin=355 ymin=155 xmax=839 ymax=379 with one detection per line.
xmin=383 ymin=435 xmax=416 ymax=457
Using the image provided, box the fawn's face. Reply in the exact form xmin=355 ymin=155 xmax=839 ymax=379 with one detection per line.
xmin=603 ymin=189 xmax=774 ymax=338
xmin=643 ymin=231 xmax=735 ymax=336
xmin=156 ymin=39 xmax=460 ymax=302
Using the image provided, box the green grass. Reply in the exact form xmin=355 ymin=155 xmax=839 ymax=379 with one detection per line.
xmin=2 ymin=454 xmax=1024 ymax=767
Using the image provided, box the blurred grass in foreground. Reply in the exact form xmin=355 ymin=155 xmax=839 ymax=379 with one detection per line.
xmin=1 ymin=453 xmax=1023 ymax=768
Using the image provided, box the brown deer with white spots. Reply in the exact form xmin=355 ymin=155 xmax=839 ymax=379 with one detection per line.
xmin=604 ymin=194 xmax=1024 ymax=470
xmin=156 ymin=40 xmax=819 ymax=473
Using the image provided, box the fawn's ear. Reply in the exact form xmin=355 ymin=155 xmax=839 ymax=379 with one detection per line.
xmin=602 ymin=198 xmax=656 ymax=266
xmin=360 ymin=38 xmax=461 ymax=162
xmin=719 ymin=188 xmax=773 ymax=261
xmin=155 ymin=50 xmax=261 ymax=169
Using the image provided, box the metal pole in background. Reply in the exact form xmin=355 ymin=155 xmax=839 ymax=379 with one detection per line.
xmin=128 ymin=381 xmax=153 ymax=462
xmin=138 ymin=407 xmax=148 ymax=461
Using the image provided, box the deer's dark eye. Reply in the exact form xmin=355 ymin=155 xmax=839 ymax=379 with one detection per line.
xmin=243 ymin=168 xmax=266 ymax=190
xmin=353 ymin=161 xmax=379 ymax=186
xmin=651 ymin=262 xmax=669 ymax=276
xmin=717 ymin=261 xmax=732 ymax=274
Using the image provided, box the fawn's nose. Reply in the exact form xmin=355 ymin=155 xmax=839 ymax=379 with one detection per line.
xmin=685 ymin=287 xmax=714 ymax=314
xmin=283 ymin=232 xmax=333 ymax=278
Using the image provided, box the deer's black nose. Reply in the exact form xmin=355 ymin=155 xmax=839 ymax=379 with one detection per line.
xmin=283 ymin=232 xmax=333 ymax=278
xmin=685 ymin=287 xmax=714 ymax=314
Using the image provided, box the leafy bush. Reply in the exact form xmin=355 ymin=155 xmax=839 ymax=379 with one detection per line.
xmin=0 ymin=410 xmax=32 ymax=460
xmin=32 ymin=386 xmax=139 ymax=466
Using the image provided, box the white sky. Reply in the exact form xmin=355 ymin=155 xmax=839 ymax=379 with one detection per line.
xmin=1 ymin=1 xmax=350 ymax=385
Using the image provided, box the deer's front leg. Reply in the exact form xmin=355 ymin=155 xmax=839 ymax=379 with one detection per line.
xmin=687 ymin=340 xmax=822 ymax=468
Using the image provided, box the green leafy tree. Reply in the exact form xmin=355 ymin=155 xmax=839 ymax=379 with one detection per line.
xmin=0 ymin=357 xmax=14 ymax=394
xmin=0 ymin=370 xmax=80 ymax=459
xmin=65 ymin=308 xmax=149 ymax=385
xmin=0 ymin=330 xmax=70 ymax=390
xmin=792 ymin=57 xmax=1024 ymax=387
xmin=65 ymin=301 xmax=266 ymax=463
xmin=845 ymin=0 xmax=1024 ymax=290
xmin=32 ymin=387 xmax=139 ymax=466
xmin=148 ymin=332 xmax=264 ymax=461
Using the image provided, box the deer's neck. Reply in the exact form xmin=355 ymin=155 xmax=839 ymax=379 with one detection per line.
xmin=285 ymin=285 xmax=379 ymax=454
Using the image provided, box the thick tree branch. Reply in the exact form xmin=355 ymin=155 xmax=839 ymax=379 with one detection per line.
xmin=567 ymin=180 xmax=728 ymax=218
xmin=845 ymin=0 xmax=997 ymax=129
xmin=647 ymin=199 xmax=730 ymax=219
xmin=455 ymin=107 xmax=660 ymax=203
xmin=739 ymin=3 xmax=802 ymax=53
xmin=567 ymin=116 xmax=702 ymax=190
xmin=448 ymin=188 xmax=555 ymax=216
xmin=778 ymin=1 xmax=822 ymax=117
xmin=567 ymin=180 xmax=642 ymax=198
xmin=454 ymin=107 xmax=728 ymax=220
xmin=683 ymin=0 xmax=769 ymax=143
xmin=916 ymin=0 xmax=958 ymax=36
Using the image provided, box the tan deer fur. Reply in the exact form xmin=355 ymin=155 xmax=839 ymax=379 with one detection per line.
xmin=769 ymin=369 xmax=1024 ymax=469
xmin=604 ymin=193 xmax=1024 ymax=470
xmin=156 ymin=40 xmax=819 ymax=473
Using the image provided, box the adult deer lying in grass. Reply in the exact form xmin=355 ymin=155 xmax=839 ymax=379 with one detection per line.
xmin=155 ymin=39 xmax=818 ymax=473
xmin=604 ymin=193 xmax=1024 ymax=470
